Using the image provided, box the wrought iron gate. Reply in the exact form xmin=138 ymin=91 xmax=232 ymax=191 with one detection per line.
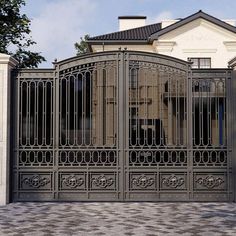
xmin=12 ymin=51 xmax=233 ymax=201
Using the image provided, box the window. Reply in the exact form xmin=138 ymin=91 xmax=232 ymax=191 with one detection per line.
xmin=188 ymin=58 xmax=211 ymax=68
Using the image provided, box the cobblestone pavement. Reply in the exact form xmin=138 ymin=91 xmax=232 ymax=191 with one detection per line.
xmin=0 ymin=202 xmax=235 ymax=236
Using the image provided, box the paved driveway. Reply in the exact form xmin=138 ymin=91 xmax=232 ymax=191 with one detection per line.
xmin=0 ymin=202 xmax=235 ymax=236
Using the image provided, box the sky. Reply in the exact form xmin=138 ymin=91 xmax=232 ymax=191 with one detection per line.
xmin=22 ymin=0 xmax=236 ymax=68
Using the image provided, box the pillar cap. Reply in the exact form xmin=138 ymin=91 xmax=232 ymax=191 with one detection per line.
xmin=0 ymin=53 xmax=18 ymax=67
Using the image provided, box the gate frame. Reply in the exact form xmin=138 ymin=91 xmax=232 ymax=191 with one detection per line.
xmin=10 ymin=50 xmax=236 ymax=202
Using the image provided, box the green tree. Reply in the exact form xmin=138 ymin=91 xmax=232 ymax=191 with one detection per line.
xmin=0 ymin=0 xmax=45 ymax=68
xmin=74 ymin=34 xmax=90 ymax=55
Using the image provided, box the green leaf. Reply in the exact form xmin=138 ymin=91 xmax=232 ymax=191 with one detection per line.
xmin=74 ymin=34 xmax=90 ymax=55
xmin=0 ymin=0 xmax=46 ymax=68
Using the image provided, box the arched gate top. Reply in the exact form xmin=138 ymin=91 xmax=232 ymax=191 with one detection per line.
xmin=55 ymin=50 xmax=191 ymax=73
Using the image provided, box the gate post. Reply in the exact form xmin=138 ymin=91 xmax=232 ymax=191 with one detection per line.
xmin=0 ymin=53 xmax=18 ymax=205
xmin=118 ymin=51 xmax=125 ymax=200
xmin=228 ymin=57 xmax=236 ymax=202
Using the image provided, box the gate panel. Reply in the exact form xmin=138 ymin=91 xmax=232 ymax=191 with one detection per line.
xmin=57 ymin=55 xmax=121 ymax=200
xmin=191 ymin=70 xmax=233 ymax=201
xmin=13 ymin=70 xmax=55 ymax=201
xmin=124 ymin=52 xmax=190 ymax=201
xmin=13 ymin=53 xmax=123 ymax=201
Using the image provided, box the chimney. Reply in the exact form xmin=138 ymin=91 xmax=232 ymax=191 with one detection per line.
xmin=118 ymin=16 xmax=146 ymax=31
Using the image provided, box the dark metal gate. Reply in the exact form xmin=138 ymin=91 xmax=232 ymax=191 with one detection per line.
xmin=12 ymin=51 xmax=233 ymax=201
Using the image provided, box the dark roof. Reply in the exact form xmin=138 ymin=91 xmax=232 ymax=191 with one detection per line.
xmin=88 ymin=10 xmax=236 ymax=43
xmin=150 ymin=10 xmax=236 ymax=41
xmin=88 ymin=23 xmax=161 ymax=41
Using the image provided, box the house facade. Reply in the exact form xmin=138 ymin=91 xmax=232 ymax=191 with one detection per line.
xmin=0 ymin=11 xmax=236 ymax=204
xmin=88 ymin=11 xmax=236 ymax=68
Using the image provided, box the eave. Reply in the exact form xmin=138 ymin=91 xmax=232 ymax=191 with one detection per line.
xmin=150 ymin=10 xmax=236 ymax=42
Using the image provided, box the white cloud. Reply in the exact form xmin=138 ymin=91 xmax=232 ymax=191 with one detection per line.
xmin=147 ymin=11 xmax=173 ymax=24
xmin=29 ymin=0 xmax=97 ymax=67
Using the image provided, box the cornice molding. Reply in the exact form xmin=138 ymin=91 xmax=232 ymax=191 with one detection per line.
xmin=155 ymin=41 xmax=176 ymax=52
xmin=223 ymin=41 xmax=236 ymax=51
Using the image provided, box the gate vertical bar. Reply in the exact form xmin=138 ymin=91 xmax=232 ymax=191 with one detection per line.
xmin=228 ymin=60 xmax=236 ymax=202
xmin=226 ymin=70 xmax=232 ymax=201
xmin=118 ymin=51 xmax=125 ymax=200
xmin=14 ymin=72 xmax=20 ymax=201
xmin=53 ymin=63 xmax=59 ymax=200
xmin=124 ymin=51 xmax=130 ymax=201
xmin=187 ymin=65 xmax=193 ymax=200
xmin=233 ymin=69 xmax=236 ymax=202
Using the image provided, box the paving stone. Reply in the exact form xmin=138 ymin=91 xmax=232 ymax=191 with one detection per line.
xmin=0 ymin=203 xmax=235 ymax=235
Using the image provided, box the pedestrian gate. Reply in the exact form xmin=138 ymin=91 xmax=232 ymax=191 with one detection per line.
xmin=12 ymin=51 xmax=233 ymax=201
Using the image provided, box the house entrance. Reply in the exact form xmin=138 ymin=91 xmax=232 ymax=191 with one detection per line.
xmin=12 ymin=51 xmax=233 ymax=201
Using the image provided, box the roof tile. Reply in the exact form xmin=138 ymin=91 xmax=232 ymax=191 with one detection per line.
xmin=88 ymin=23 xmax=162 ymax=41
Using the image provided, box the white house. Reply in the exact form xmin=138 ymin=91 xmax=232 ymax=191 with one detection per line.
xmin=88 ymin=10 xmax=236 ymax=68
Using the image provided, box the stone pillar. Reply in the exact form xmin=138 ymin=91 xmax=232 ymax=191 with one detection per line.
xmin=0 ymin=53 xmax=18 ymax=205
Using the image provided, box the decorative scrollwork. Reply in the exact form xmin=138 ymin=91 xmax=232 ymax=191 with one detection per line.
xmin=140 ymin=152 xmax=151 ymax=158
xmin=132 ymin=175 xmax=154 ymax=188
xmin=196 ymin=175 xmax=224 ymax=189
xmin=162 ymin=175 xmax=184 ymax=188
xmin=22 ymin=175 xmax=50 ymax=188
xmin=62 ymin=175 xmax=84 ymax=188
xmin=92 ymin=175 xmax=114 ymax=188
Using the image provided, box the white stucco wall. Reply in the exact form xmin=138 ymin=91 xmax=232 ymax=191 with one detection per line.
xmin=91 ymin=44 xmax=155 ymax=53
xmin=0 ymin=53 xmax=18 ymax=205
xmin=155 ymin=18 xmax=236 ymax=68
